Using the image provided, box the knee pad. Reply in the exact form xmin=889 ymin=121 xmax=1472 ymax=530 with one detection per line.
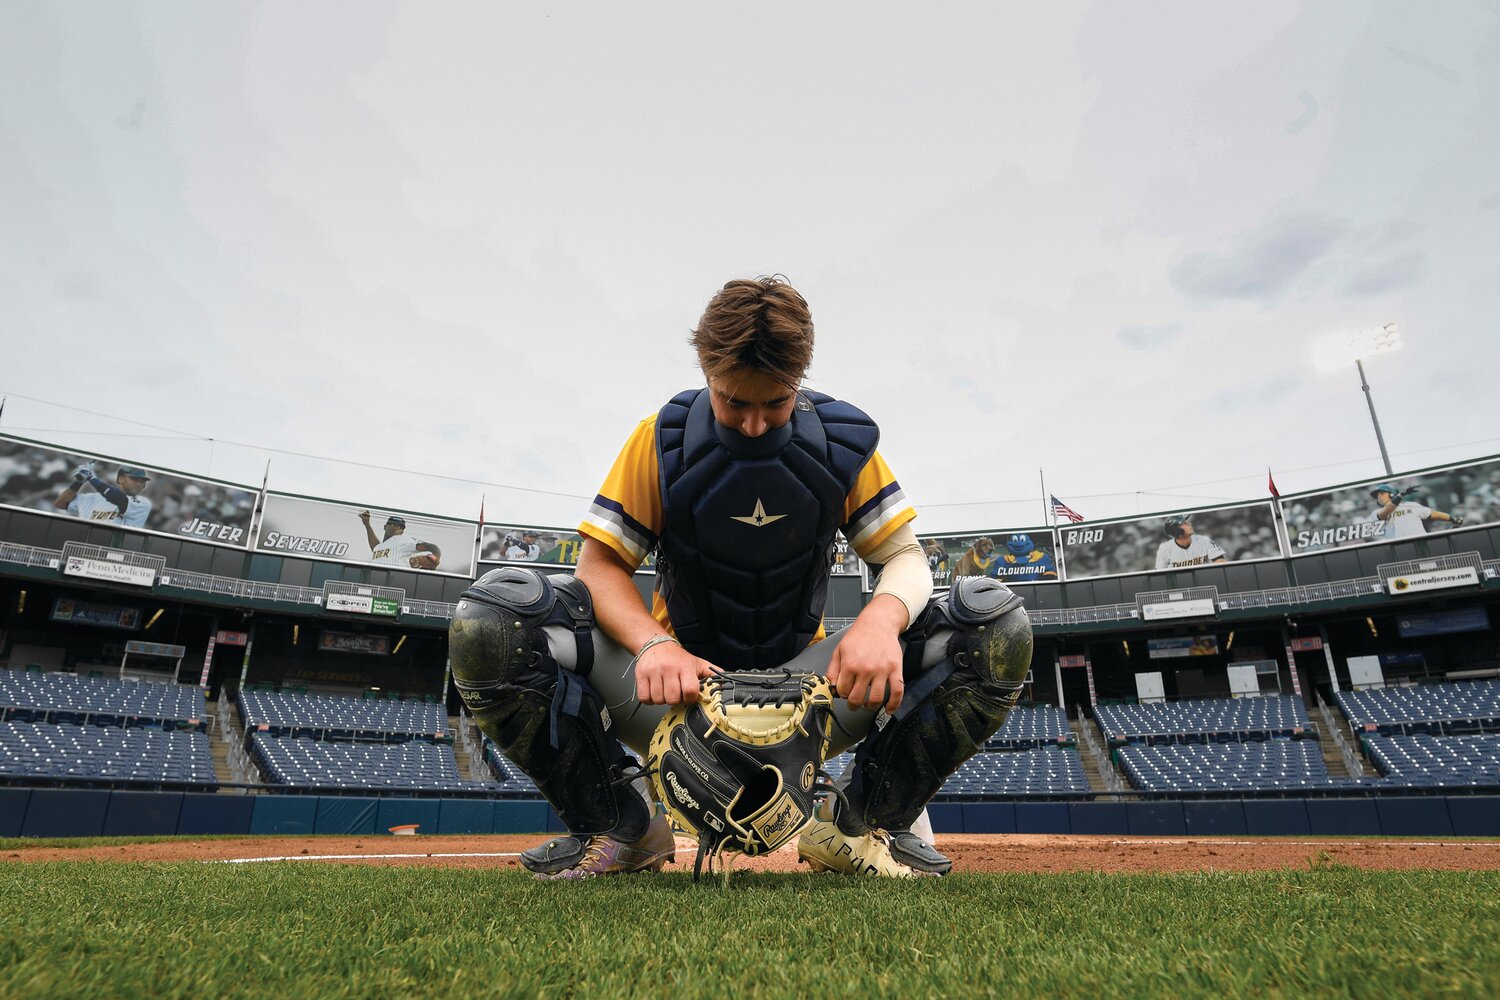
xmin=448 ymin=567 xmax=648 ymax=841
xmin=839 ymin=577 xmax=1033 ymax=834
xmin=450 ymin=567 xmax=594 ymax=710
xmin=942 ymin=576 xmax=1033 ymax=699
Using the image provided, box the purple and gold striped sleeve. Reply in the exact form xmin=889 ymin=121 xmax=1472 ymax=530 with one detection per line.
xmin=842 ymin=450 xmax=916 ymax=555
xmin=578 ymin=416 xmax=663 ymax=569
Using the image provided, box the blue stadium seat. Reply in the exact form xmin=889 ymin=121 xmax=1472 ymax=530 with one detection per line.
xmin=987 ymin=704 xmax=1075 ymax=749
xmin=1116 ymin=739 xmax=1358 ymax=793
xmin=1095 ymin=695 xmax=1309 ymax=744
xmin=0 ymin=667 xmax=206 ymax=729
xmin=0 ymin=719 xmax=216 ymax=786
xmin=238 ymin=688 xmax=447 ymax=740
xmin=938 ymin=749 xmax=1090 ymax=797
xmin=1337 ymin=680 xmax=1500 ymax=735
xmin=248 ymin=732 xmax=493 ymax=792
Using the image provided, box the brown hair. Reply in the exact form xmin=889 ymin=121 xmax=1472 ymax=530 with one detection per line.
xmin=690 ymin=276 xmax=814 ymax=388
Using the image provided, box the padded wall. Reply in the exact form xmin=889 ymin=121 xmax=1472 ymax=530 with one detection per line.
xmin=375 ymin=798 xmax=441 ymax=835
xmin=250 ymin=795 xmax=317 ymax=834
xmin=177 ymin=793 xmax=255 ymax=835
xmin=315 ymin=797 xmax=379 ymax=835
xmin=1069 ymin=802 xmax=1128 ymax=835
xmin=5 ymin=792 xmax=1500 ymax=838
xmin=20 ymin=789 xmax=112 ymax=837
xmin=0 ymin=789 xmax=32 ymax=837
xmin=437 ymin=799 xmax=492 ymax=835
xmin=103 ymin=791 xmax=184 ymax=836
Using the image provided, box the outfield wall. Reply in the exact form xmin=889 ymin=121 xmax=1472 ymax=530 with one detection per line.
xmin=4 ymin=788 xmax=1499 ymax=838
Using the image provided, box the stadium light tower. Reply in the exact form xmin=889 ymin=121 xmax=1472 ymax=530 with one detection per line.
xmin=1309 ymin=322 xmax=1402 ymax=476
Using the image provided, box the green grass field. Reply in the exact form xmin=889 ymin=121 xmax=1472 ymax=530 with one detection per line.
xmin=2 ymin=864 xmax=1497 ymax=999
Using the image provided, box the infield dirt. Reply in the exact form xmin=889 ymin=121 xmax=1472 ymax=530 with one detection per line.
xmin=8 ymin=833 xmax=1500 ymax=873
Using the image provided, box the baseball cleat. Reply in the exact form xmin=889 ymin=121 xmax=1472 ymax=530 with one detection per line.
xmin=887 ymin=830 xmax=953 ymax=876
xmin=796 ymin=813 xmax=938 ymax=878
xmin=519 ymin=835 xmax=586 ymax=875
xmin=538 ymin=812 xmax=676 ymax=881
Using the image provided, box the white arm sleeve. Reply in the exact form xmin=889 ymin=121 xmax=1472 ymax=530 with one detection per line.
xmin=862 ymin=521 xmax=936 ymax=628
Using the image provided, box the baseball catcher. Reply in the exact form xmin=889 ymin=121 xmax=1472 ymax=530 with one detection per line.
xmin=449 ymin=277 xmax=1033 ymax=881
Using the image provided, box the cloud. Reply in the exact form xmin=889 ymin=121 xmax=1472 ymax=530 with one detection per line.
xmin=1343 ymin=252 xmax=1427 ymax=297
xmin=1389 ymin=47 xmax=1463 ymax=84
xmin=55 ymin=272 xmax=105 ymax=302
xmin=1205 ymin=372 xmax=1303 ymax=414
xmin=1285 ymin=91 xmax=1319 ymax=134
xmin=1171 ymin=212 xmax=1347 ymax=307
xmin=1116 ymin=322 xmax=1183 ymax=351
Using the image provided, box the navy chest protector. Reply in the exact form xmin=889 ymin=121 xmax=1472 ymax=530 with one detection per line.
xmin=655 ymin=388 xmax=879 ymax=671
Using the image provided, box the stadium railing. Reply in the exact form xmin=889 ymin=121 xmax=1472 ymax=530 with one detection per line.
xmin=5 ymin=539 xmax=1498 ymax=629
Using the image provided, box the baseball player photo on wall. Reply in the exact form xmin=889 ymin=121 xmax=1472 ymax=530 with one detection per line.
xmin=1278 ymin=456 xmax=1496 ymax=555
xmin=1058 ymin=501 xmax=1283 ymax=579
xmin=256 ymin=493 xmax=477 ymax=576
xmin=0 ymin=432 xmax=257 ymax=545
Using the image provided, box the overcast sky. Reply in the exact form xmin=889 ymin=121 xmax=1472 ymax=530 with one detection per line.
xmin=3 ymin=2 xmax=1497 ymax=534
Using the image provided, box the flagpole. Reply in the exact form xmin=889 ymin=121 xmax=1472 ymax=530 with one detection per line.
xmin=1041 ymin=469 xmax=1067 ymax=582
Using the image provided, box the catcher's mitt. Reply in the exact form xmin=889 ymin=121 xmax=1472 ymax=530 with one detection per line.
xmin=648 ymin=670 xmax=836 ymax=879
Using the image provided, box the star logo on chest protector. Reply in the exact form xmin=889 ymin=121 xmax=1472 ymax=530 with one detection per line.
xmin=730 ymin=499 xmax=787 ymax=527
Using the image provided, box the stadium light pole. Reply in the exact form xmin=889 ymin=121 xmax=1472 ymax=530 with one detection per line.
xmin=1355 ymin=356 xmax=1393 ymax=476
xmin=1310 ymin=323 xmax=1402 ymax=476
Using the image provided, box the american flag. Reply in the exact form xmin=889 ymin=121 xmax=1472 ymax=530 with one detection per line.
xmin=1050 ymin=494 xmax=1084 ymax=523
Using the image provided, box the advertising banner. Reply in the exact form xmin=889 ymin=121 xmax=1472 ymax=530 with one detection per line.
xmin=50 ymin=599 xmax=141 ymax=630
xmin=1385 ymin=566 xmax=1480 ymax=595
xmin=1057 ymin=502 xmax=1282 ymax=580
xmin=63 ymin=554 xmax=158 ymax=587
xmin=0 ymin=433 xmax=257 ymax=547
xmin=919 ymin=528 xmax=1059 ymax=586
xmin=1279 ymin=457 xmax=1497 ymax=556
xmin=318 ymin=631 xmax=392 ymax=655
xmin=1397 ymin=607 xmax=1489 ymax=638
xmin=1147 ymin=636 xmax=1220 ymax=659
xmin=325 ymin=592 xmax=400 ymax=615
xmin=257 ymin=494 xmax=476 ymax=577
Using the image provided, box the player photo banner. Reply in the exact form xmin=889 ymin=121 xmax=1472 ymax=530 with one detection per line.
xmin=480 ymin=524 xmax=587 ymax=567
xmin=257 ymin=494 xmax=477 ymax=577
xmin=1057 ymin=502 xmax=1282 ymax=580
xmin=1279 ymin=456 xmax=1497 ymax=556
xmin=480 ymin=523 xmax=676 ymax=574
xmin=0 ymin=433 xmax=257 ymax=547
xmin=919 ymin=528 xmax=1059 ymax=587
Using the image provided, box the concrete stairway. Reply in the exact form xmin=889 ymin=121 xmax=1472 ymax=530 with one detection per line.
xmin=1316 ymin=728 xmax=1360 ymax=779
xmin=1071 ymin=717 xmax=1119 ymax=794
xmin=210 ymin=694 xmax=252 ymax=787
xmin=450 ymin=715 xmax=483 ymax=783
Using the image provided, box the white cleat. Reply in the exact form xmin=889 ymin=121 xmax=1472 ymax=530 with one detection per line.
xmin=796 ymin=813 xmax=934 ymax=878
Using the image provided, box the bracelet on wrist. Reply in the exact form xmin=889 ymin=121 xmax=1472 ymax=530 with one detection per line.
xmin=629 ymin=634 xmax=680 ymax=673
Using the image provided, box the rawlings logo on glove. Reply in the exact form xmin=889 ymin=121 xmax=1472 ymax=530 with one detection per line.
xmin=648 ymin=670 xmax=836 ymax=879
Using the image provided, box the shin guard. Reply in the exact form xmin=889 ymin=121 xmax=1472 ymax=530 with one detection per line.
xmin=448 ymin=567 xmax=650 ymax=842
xmin=840 ymin=576 xmax=1033 ymax=834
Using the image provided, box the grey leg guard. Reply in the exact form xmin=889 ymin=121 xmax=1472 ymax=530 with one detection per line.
xmin=448 ymin=567 xmax=651 ymax=845
xmin=838 ymin=576 xmax=1033 ymax=838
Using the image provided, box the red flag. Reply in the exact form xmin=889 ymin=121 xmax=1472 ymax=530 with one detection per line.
xmin=1268 ymin=469 xmax=1280 ymax=498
